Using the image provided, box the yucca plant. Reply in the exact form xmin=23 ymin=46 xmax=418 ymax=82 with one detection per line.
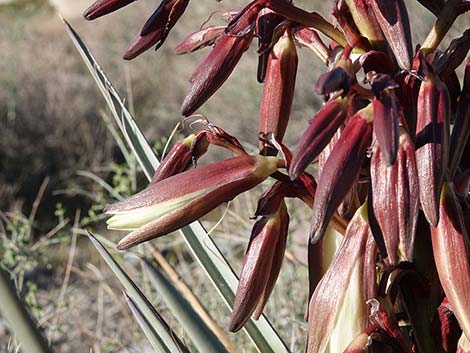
xmin=64 ymin=0 xmax=470 ymax=352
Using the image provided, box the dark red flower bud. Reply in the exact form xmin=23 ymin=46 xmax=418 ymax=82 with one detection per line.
xmin=394 ymin=53 xmax=426 ymax=136
xmin=174 ymin=26 xmax=225 ymax=55
xmin=226 ymin=0 xmax=264 ymax=36
xmin=371 ymin=74 xmax=399 ymax=165
xmin=106 ymin=155 xmax=278 ymax=249
xmin=309 ymin=105 xmax=373 ymax=244
xmin=289 ymin=96 xmax=349 ymax=180
xmin=150 ymin=131 xmax=210 ymax=185
xmin=252 ymin=202 xmax=289 ymax=319
xmin=123 ymin=0 xmax=189 ymax=59
xmin=181 ymin=31 xmax=255 ymax=116
xmin=256 ymin=9 xmax=284 ymax=83
xmin=140 ymin=0 xmax=190 ymax=37
xmin=371 ymin=128 xmax=419 ymax=265
xmin=415 ymin=72 xmax=450 ymax=226
xmin=369 ymin=0 xmax=413 ymax=70
xmin=83 ymin=0 xmax=136 ymax=20
xmin=315 ymin=64 xmax=352 ymax=96
xmin=229 ymin=201 xmax=289 ymax=332
xmin=259 ymin=29 xmax=298 ymax=155
xmin=431 ymin=182 xmax=470 ymax=342
xmin=123 ymin=29 xmax=164 ymax=60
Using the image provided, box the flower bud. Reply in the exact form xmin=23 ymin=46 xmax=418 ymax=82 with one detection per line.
xmin=416 ymin=72 xmax=450 ymax=226
xmin=369 ymin=0 xmax=413 ymax=70
xmin=310 ymin=105 xmax=373 ymax=244
xmin=83 ymin=0 xmax=135 ymax=20
xmin=123 ymin=0 xmax=189 ymax=59
xmin=256 ymin=9 xmax=284 ymax=83
xmin=229 ymin=201 xmax=289 ymax=332
xmin=150 ymin=132 xmax=210 ymax=185
xmin=370 ymin=128 xmax=419 ymax=265
xmin=371 ymin=74 xmax=399 ymax=165
xmin=307 ymin=203 xmax=371 ymax=353
xmin=181 ymin=31 xmax=255 ymax=116
xmin=315 ymin=64 xmax=353 ymax=97
xmin=226 ymin=0 xmax=263 ymax=36
xmin=259 ymin=29 xmax=298 ymax=155
xmin=289 ymin=96 xmax=348 ymax=180
xmin=106 ymin=155 xmax=278 ymax=249
xmin=140 ymin=0 xmax=190 ymax=37
xmin=431 ymin=182 xmax=470 ymax=342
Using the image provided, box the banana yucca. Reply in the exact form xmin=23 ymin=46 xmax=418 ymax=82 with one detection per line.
xmin=83 ymin=0 xmax=470 ymax=351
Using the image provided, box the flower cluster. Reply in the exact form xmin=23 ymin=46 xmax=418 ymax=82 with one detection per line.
xmin=84 ymin=0 xmax=470 ymax=351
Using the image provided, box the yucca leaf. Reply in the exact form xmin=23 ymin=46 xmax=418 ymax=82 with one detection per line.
xmin=123 ymin=291 xmax=190 ymax=353
xmin=62 ymin=17 xmax=290 ymax=353
xmin=143 ymin=259 xmax=230 ymax=353
xmin=0 ymin=267 xmax=53 ymax=353
xmin=86 ymin=232 xmax=186 ymax=353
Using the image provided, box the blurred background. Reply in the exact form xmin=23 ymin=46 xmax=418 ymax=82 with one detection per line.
xmin=0 ymin=0 xmax=466 ymax=352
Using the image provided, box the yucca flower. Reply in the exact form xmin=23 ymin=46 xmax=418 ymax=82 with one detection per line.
xmin=307 ymin=203 xmax=374 ymax=353
xmin=106 ymin=155 xmax=278 ymax=249
xmin=431 ymin=182 xmax=470 ymax=341
xmin=258 ymin=26 xmax=298 ymax=155
xmin=180 ymin=30 xmax=255 ymax=116
xmin=415 ymin=63 xmax=450 ymax=226
xmin=83 ymin=0 xmax=136 ymax=20
xmin=229 ymin=201 xmax=289 ymax=332
xmin=310 ymin=104 xmax=373 ymax=244
xmin=370 ymin=127 xmax=419 ymax=265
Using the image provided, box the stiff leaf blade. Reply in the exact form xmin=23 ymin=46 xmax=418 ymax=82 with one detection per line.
xmin=0 ymin=268 xmax=53 ymax=353
xmin=87 ymin=232 xmax=186 ymax=353
xmin=123 ymin=292 xmax=189 ymax=353
xmin=143 ymin=259 xmax=230 ymax=353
